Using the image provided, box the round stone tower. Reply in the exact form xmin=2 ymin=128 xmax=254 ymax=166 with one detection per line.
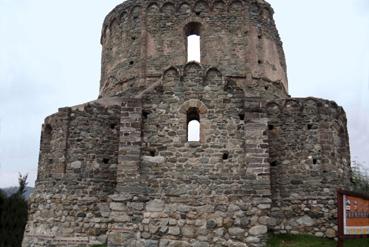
xmin=23 ymin=1 xmax=352 ymax=246
xmin=99 ymin=0 xmax=288 ymax=98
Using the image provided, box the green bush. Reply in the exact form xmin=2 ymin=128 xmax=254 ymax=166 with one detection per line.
xmin=351 ymin=161 xmax=369 ymax=194
xmin=0 ymin=174 xmax=29 ymax=247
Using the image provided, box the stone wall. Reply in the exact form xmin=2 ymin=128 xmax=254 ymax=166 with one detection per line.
xmin=24 ymin=66 xmax=353 ymax=246
xmin=99 ymin=0 xmax=288 ymax=97
xmin=106 ymin=63 xmax=272 ymax=247
xmin=266 ymin=98 xmax=352 ymax=238
xmin=23 ymin=0 xmax=354 ymax=246
xmin=23 ymin=98 xmax=122 ymax=246
xmin=37 ymin=108 xmax=70 ymax=180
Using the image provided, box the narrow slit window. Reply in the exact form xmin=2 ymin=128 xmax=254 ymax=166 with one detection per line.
xmin=187 ymin=34 xmax=200 ymax=62
xmin=187 ymin=107 xmax=200 ymax=142
xmin=185 ymin=22 xmax=201 ymax=63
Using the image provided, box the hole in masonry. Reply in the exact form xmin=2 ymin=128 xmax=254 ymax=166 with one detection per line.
xmin=313 ymin=158 xmax=318 ymax=164
xmin=271 ymin=160 xmax=278 ymax=167
xmin=268 ymin=125 xmax=274 ymax=130
xmin=239 ymin=113 xmax=245 ymax=121
xmin=264 ymin=86 xmax=269 ymax=90
xmin=110 ymin=123 xmax=117 ymax=129
xmin=142 ymin=110 xmax=150 ymax=119
xmin=258 ymin=34 xmax=262 ymax=39
xmin=103 ymin=158 xmax=110 ymax=164
xmin=150 ymin=150 xmax=156 ymax=157
xmin=132 ymin=36 xmax=136 ymax=40
xmin=307 ymin=124 xmax=313 ymax=130
xmin=258 ymin=60 xmax=262 ymax=64
xmin=223 ymin=152 xmax=229 ymax=160
xmin=129 ymin=61 xmax=134 ymax=65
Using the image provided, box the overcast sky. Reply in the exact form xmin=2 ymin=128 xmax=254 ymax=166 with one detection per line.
xmin=0 ymin=0 xmax=368 ymax=187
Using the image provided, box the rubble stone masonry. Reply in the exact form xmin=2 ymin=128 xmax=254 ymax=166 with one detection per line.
xmin=23 ymin=0 xmax=351 ymax=246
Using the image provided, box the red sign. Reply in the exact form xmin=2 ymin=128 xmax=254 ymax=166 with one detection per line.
xmin=337 ymin=190 xmax=369 ymax=247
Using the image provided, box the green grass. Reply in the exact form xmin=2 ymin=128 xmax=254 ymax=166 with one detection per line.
xmin=267 ymin=234 xmax=369 ymax=247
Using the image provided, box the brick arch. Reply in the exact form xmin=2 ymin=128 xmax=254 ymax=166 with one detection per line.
xmin=228 ymin=0 xmax=243 ymax=12
xmin=205 ymin=67 xmax=223 ymax=79
xmin=183 ymin=61 xmax=203 ymax=77
xmin=119 ymin=11 xmax=128 ymax=22
xmin=212 ymin=0 xmax=225 ymax=12
xmin=161 ymin=2 xmax=176 ymax=14
xmin=163 ymin=66 xmax=180 ymax=80
xmin=146 ymin=2 xmax=159 ymax=13
xmin=178 ymin=2 xmax=191 ymax=15
xmin=162 ymin=66 xmax=180 ymax=87
xmin=130 ymin=5 xmax=141 ymax=18
xmin=179 ymin=99 xmax=208 ymax=114
xmin=194 ymin=0 xmax=209 ymax=15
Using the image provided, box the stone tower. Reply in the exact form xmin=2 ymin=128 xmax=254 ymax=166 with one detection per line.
xmin=23 ymin=0 xmax=352 ymax=246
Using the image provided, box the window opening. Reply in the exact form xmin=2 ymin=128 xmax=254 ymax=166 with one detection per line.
xmin=187 ymin=107 xmax=200 ymax=142
xmin=185 ymin=22 xmax=201 ymax=63
xmin=187 ymin=35 xmax=200 ymax=62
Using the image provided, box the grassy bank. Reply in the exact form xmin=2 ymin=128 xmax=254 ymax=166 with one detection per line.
xmin=267 ymin=234 xmax=369 ymax=247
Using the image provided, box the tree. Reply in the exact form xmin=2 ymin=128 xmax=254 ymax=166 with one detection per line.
xmin=0 ymin=173 xmax=29 ymax=247
xmin=17 ymin=173 xmax=28 ymax=196
xmin=351 ymin=161 xmax=369 ymax=194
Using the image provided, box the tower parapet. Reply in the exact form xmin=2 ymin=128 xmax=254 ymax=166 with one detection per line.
xmin=99 ymin=0 xmax=288 ymax=97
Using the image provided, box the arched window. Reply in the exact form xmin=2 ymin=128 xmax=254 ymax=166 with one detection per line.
xmin=185 ymin=22 xmax=201 ymax=63
xmin=187 ymin=107 xmax=200 ymax=141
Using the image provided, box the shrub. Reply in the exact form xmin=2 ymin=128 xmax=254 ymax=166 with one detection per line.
xmin=351 ymin=161 xmax=369 ymax=194
xmin=0 ymin=174 xmax=29 ymax=247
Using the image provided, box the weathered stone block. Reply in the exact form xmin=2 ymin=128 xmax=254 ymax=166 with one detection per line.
xmin=146 ymin=200 xmax=165 ymax=212
xmin=249 ymin=225 xmax=268 ymax=236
